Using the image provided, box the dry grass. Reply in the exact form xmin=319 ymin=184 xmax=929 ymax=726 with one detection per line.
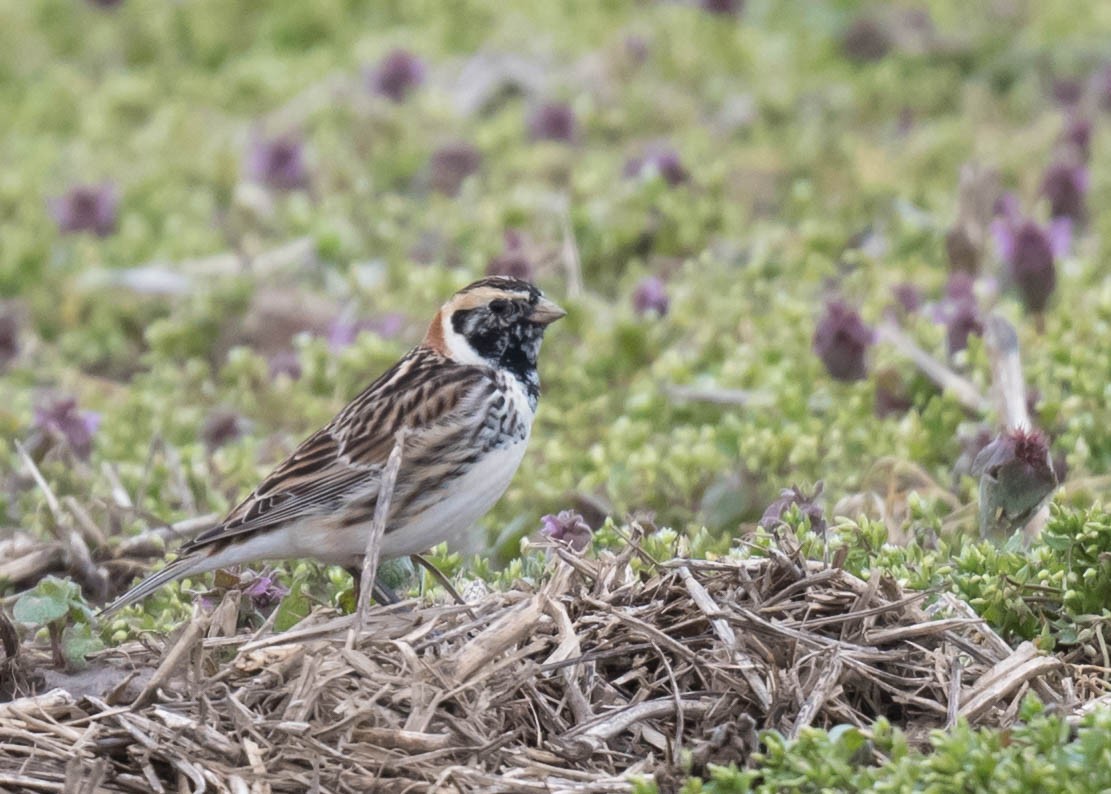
xmin=0 ymin=536 xmax=1095 ymax=793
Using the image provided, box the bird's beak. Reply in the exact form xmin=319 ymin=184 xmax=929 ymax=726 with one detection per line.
xmin=529 ymin=296 xmax=567 ymax=325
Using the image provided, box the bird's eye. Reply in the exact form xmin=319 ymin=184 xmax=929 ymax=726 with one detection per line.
xmin=489 ymin=299 xmax=510 ymax=315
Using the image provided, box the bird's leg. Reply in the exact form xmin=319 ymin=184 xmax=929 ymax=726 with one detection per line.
xmin=343 ymin=564 xmax=401 ymax=607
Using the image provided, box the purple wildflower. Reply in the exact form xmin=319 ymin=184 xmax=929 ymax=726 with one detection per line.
xmin=972 ymin=428 xmax=1058 ymax=537
xmin=1040 ymin=160 xmax=1088 ymax=222
xmin=33 ymin=397 xmax=100 ymax=460
xmin=486 ymin=230 xmax=535 ymax=281
xmin=624 ymin=144 xmax=688 ymax=186
xmin=813 ymin=300 xmax=874 ymax=382
xmin=527 ymin=102 xmax=578 ymax=143
xmin=247 ymin=133 xmax=309 ymax=191
xmin=0 ymin=311 xmax=18 ymax=368
xmin=428 ymin=142 xmax=482 ymax=196
xmin=759 ymin=483 xmax=826 ymax=535
xmin=50 ymin=183 xmax=119 ymax=237
xmin=243 ymin=572 xmax=289 ymax=610
xmin=700 ymin=0 xmax=743 ymax=15
xmin=1061 ymin=116 xmax=1092 ymax=162
xmin=632 ymin=276 xmax=669 ymax=317
xmin=994 ymin=217 xmax=1067 ymax=314
xmin=946 ymin=297 xmax=983 ymax=355
xmin=841 ymin=17 xmax=892 ymax=63
xmin=327 ymin=313 xmax=407 ymax=350
xmin=624 ymin=36 xmax=650 ymax=64
xmin=540 ymin=510 xmax=593 ymax=552
xmin=268 ymin=350 xmax=302 ymax=381
xmin=1051 ymin=77 xmax=1084 ymax=107
xmin=891 ymin=283 xmax=922 ymax=315
xmin=367 ymin=49 xmax=426 ymax=103
xmin=86 ymin=0 xmax=124 ymax=8
xmin=202 ymin=409 xmax=248 ymax=451
xmin=945 ymin=271 xmax=976 ymax=302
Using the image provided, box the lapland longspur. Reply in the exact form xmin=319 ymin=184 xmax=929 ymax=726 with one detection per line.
xmin=101 ymin=276 xmax=565 ymax=616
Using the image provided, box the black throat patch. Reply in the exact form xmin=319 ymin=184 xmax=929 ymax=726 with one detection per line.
xmin=452 ymin=308 xmax=544 ymax=406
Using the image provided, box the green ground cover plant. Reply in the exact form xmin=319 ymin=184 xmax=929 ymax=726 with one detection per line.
xmin=3 ymin=0 xmax=1111 ymax=789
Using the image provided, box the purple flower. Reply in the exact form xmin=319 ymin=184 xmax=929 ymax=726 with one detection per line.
xmin=33 ymin=397 xmax=100 ymax=460
xmin=486 ymin=230 xmax=535 ymax=281
xmin=946 ymin=297 xmax=983 ymax=355
xmin=0 ymin=311 xmax=19 ymax=368
xmin=268 ymin=350 xmax=302 ymax=381
xmin=700 ymin=0 xmax=743 ymax=15
xmin=428 ymin=142 xmax=482 ymax=196
xmin=759 ymin=483 xmax=826 ymax=535
xmin=632 ymin=275 xmax=669 ymax=317
xmin=528 ymin=102 xmax=578 ymax=143
xmin=202 ymin=409 xmax=248 ymax=450
xmin=1062 ymin=116 xmax=1092 ymax=162
xmin=945 ymin=271 xmax=976 ymax=302
xmin=972 ymin=428 xmax=1058 ymax=537
xmin=243 ymin=572 xmax=288 ymax=610
xmin=247 ymin=133 xmax=309 ymax=191
xmin=891 ymin=283 xmax=922 ymax=314
xmin=1051 ymin=77 xmax=1084 ymax=107
xmin=86 ymin=0 xmax=124 ymax=8
xmin=540 ymin=510 xmax=593 ymax=552
xmin=367 ymin=49 xmax=426 ymax=103
xmin=624 ymin=144 xmax=688 ymax=186
xmin=813 ymin=300 xmax=874 ymax=382
xmin=1040 ymin=160 xmax=1088 ymax=222
xmin=993 ymin=217 xmax=1067 ymax=314
xmin=841 ymin=17 xmax=892 ymax=63
xmin=50 ymin=183 xmax=119 ymax=237
xmin=624 ymin=36 xmax=650 ymax=64
xmin=327 ymin=313 xmax=407 ymax=350
xmin=994 ymin=192 xmax=1021 ymax=223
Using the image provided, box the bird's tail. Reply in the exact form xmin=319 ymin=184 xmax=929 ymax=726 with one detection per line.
xmin=98 ymin=554 xmax=208 ymax=619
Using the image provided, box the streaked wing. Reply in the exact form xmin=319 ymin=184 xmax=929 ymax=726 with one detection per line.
xmin=182 ymin=348 xmax=489 ymax=552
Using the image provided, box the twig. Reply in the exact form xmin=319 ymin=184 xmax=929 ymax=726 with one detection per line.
xmin=411 ymin=553 xmax=472 ymax=613
xmin=984 ymin=315 xmax=1029 ymax=432
xmin=0 ymin=545 xmax=64 ymax=585
xmin=114 ymin=514 xmax=220 ymax=558
xmin=132 ymin=609 xmax=211 ymax=709
xmin=947 ymin=653 xmax=962 ymax=729
xmin=663 ymin=383 xmax=774 ymax=408
xmin=791 ymin=655 xmax=843 ymax=738
xmin=677 ymin=565 xmax=772 ymax=710
xmin=557 ymin=199 xmax=584 ymax=298
xmin=14 ymin=441 xmax=108 ymax=598
xmin=351 ymin=427 xmax=408 ymax=642
xmin=877 ymin=320 xmax=990 ymax=414
xmin=61 ymin=496 xmax=107 ymax=549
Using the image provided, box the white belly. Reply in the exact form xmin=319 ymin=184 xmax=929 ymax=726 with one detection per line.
xmin=381 ymin=437 xmax=529 ymax=557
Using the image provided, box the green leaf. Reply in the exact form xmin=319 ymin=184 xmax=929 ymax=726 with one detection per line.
xmin=61 ymin=623 xmax=104 ymax=668
xmin=273 ymin=584 xmax=312 ymax=632
xmin=12 ymin=576 xmax=81 ymax=627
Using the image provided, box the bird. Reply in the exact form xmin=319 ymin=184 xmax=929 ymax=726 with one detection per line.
xmin=100 ymin=276 xmax=565 ymax=617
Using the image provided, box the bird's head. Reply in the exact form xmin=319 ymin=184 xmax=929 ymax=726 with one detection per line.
xmin=424 ymin=277 xmax=565 ymax=386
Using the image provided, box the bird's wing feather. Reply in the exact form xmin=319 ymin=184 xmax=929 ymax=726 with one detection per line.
xmin=182 ymin=349 xmax=490 ymax=551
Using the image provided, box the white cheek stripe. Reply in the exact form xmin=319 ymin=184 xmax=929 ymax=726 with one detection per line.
xmin=441 ymin=312 xmax=487 ymax=366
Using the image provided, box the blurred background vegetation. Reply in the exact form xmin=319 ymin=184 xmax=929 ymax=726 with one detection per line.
xmin=1 ymin=0 xmax=1110 ymax=634
xmin=6 ymin=0 xmax=1111 ymax=788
